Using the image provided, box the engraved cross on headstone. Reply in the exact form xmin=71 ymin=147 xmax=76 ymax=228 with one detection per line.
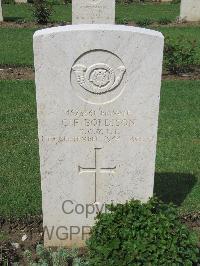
xmin=78 ymin=148 xmax=116 ymax=202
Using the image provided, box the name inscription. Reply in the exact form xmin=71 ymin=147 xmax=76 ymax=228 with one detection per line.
xmin=41 ymin=108 xmax=155 ymax=144
xmin=77 ymin=4 xmax=107 ymax=20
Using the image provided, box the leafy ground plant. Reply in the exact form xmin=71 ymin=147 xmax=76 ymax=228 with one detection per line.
xmin=24 ymin=245 xmax=89 ymax=266
xmin=33 ymin=0 xmax=52 ymax=24
xmin=135 ymin=17 xmax=153 ymax=27
xmin=158 ymin=17 xmax=172 ymax=25
xmin=164 ymin=36 xmax=197 ymax=74
xmin=87 ymin=197 xmax=199 ymax=266
xmin=2 ymin=2 xmax=179 ymax=23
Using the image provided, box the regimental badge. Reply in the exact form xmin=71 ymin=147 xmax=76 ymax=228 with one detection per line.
xmin=72 ymin=63 xmax=126 ymax=95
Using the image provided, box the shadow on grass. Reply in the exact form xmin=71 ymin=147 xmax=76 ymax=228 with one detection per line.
xmin=4 ymin=17 xmax=24 ymax=22
xmin=154 ymin=173 xmax=197 ymax=206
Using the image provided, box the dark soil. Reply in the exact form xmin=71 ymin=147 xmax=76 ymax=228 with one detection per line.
xmin=162 ymin=68 xmax=200 ymax=80
xmin=0 ymin=21 xmax=71 ymax=29
xmin=181 ymin=212 xmax=200 ymax=228
xmin=0 ymin=19 xmax=199 ymax=29
xmin=127 ymin=20 xmax=200 ymax=28
xmin=0 ymin=213 xmax=199 ymax=265
xmin=0 ymin=215 xmax=43 ymax=265
xmin=0 ymin=67 xmax=34 ymax=80
xmin=0 ymin=67 xmax=200 ymax=81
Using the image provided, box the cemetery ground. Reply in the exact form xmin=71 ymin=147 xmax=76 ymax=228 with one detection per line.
xmin=0 ymin=1 xmax=200 ymax=264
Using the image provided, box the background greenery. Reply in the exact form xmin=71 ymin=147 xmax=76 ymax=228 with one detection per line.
xmin=2 ymin=2 xmax=180 ymax=23
xmin=0 ymin=26 xmax=199 ymax=67
xmin=0 ymin=81 xmax=41 ymax=216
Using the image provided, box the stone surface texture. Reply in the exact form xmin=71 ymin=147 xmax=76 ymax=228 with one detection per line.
xmin=15 ymin=0 xmax=27 ymax=3
xmin=180 ymin=0 xmax=200 ymax=22
xmin=153 ymin=0 xmax=172 ymax=2
xmin=72 ymin=0 xmax=115 ymax=24
xmin=0 ymin=0 xmax=3 ymax=22
xmin=34 ymin=24 xmax=164 ymax=247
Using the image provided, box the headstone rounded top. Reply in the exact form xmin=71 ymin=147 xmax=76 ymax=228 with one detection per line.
xmin=34 ymin=24 xmax=164 ymax=39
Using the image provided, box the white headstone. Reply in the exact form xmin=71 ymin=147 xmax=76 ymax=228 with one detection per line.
xmin=153 ymin=0 xmax=172 ymax=2
xmin=180 ymin=0 xmax=200 ymax=22
xmin=34 ymin=24 xmax=164 ymax=247
xmin=0 ymin=0 xmax=3 ymax=22
xmin=72 ymin=0 xmax=115 ymax=24
xmin=15 ymin=0 xmax=27 ymax=3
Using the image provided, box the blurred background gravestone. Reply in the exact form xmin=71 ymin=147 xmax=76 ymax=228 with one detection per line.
xmin=0 ymin=0 xmax=3 ymax=22
xmin=180 ymin=0 xmax=200 ymax=22
xmin=72 ymin=0 xmax=115 ymax=24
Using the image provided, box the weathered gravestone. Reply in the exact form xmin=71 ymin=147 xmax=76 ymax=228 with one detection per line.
xmin=0 ymin=0 xmax=3 ymax=22
xmin=15 ymin=0 xmax=27 ymax=3
xmin=153 ymin=0 xmax=172 ymax=2
xmin=72 ymin=0 xmax=115 ymax=24
xmin=34 ymin=0 xmax=164 ymax=247
xmin=180 ymin=0 xmax=200 ymax=22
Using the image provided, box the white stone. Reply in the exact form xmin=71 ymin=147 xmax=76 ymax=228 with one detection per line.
xmin=72 ymin=0 xmax=115 ymax=24
xmin=21 ymin=234 xmax=28 ymax=241
xmin=11 ymin=243 xmax=20 ymax=249
xmin=34 ymin=24 xmax=164 ymax=247
xmin=15 ymin=0 xmax=27 ymax=3
xmin=180 ymin=0 xmax=200 ymax=22
xmin=153 ymin=0 xmax=172 ymax=2
xmin=0 ymin=0 xmax=3 ymax=22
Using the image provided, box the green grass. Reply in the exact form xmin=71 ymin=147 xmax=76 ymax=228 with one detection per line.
xmin=2 ymin=2 xmax=180 ymax=23
xmin=155 ymin=80 xmax=200 ymax=214
xmin=0 ymin=80 xmax=199 ymax=217
xmin=2 ymin=3 xmax=72 ymax=23
xmin=0 ymin=2 xmax=199 ymax=67
xmin=0 ymin=28 xmax=35 ymax=67
xmin=116 ymin=2 xmax=179 ymax=24
xmin=2 ymin=3 xmax=33 ymax=22
xmin=0 ymin=80 xmax=41 ymax=217
xmin=158 ymin=26 xmax=200 ymax=65
xmin=0 ymin=231 xmax=9 ymax=241
xmin=0 ymin=26 xmax=200 ymax=67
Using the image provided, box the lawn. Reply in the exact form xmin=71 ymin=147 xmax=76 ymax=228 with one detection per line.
xmin=0 ymin=25 xmax=200 ymax=67
xmin=2 ymin=2 xmax=180 ymax=23
xmin=0 ymin=1 xmax=199 ymax=67
xmin=155 ymin=80 xmax=200 ymax=214
xmin=0 ymin=80 xmax=41 ymax=217
xmin=0 ymin=80 xmax=199 ymax=217
xmin=0 ymin=28 xmax=35 ymax=67
xmin=116 ymin=2 xmax=179 ymax=23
